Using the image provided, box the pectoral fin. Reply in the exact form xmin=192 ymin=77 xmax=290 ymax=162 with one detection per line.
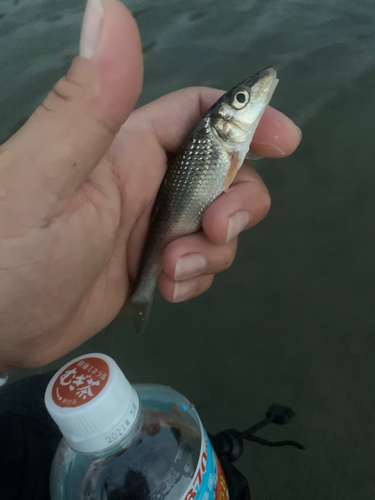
xmin=223 ymin=151 xmax=241 ymax=192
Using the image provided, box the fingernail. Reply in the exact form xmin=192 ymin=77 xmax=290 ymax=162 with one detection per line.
xmin=297 ymin=126 xmax=302 ymax=141
xmin=226 ymin=211 xmax=250 ymax=243
xmin=175 ymin=253 xmax=207 ymax=280
xmin=173 ymin=279 xmax=196 ymax=302
xmin=80 ymin=0 xmax=104 ymax=59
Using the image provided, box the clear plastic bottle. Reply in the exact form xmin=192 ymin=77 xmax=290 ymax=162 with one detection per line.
xmin=45 ymin=353 xmax=229 ymax=500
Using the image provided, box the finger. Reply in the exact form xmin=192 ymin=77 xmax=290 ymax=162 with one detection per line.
xmin=129 ymin=86 xmax=223 ymax=152
xmin=130 ymin=85 xmax=300 ymax=155
xmin=161 ymin=232 xmax=237 ymax=282
xmin=0 ymin=0 xmax=143 ymax=205
xmin=158 ymin=273 xmax=214 ymax=303
xmin=251 ymin=106 xmax=302 ymax=158
xmin=202 ymin=162 xmax=271 ymax=245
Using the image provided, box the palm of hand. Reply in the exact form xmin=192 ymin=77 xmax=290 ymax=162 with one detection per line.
xmin=40 ymin=112 xmax=169 ymax=355
xmin=0 ymin=80 xmax=226 ymax=368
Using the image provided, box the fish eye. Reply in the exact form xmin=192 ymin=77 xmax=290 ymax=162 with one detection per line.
xmin=232 ymin=90 xmax=250 ymax=109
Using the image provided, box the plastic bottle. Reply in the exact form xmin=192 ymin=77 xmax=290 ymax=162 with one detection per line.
xmin=45 ymin=353 xmax=229 ymax=500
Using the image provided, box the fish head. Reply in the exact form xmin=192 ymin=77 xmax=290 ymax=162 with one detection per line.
xmin=210 ymin=67 xmax=278 ymax=150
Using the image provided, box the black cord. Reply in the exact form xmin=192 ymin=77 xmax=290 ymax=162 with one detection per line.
xmin=210 ymin=404 xmax=305 ymax=463
xmin=245 ymin=434 xmax=305 ymax=450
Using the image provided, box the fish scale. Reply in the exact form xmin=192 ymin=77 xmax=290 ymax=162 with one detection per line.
xmin=121 ymin=67 xmax=278 ymax=332
xmin=131 ymin=123 xmax=228 ymax=314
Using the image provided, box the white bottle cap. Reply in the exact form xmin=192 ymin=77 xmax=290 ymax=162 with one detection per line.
xmin=45 ymin=353 xmax=139 ymax=453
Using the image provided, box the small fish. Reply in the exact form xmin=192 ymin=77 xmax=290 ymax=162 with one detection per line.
xmin=128 ymin=67 xmax=278 ymax=332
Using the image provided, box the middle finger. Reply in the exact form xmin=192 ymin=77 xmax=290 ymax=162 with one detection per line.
xmin=162 ymin=232 xmax=238 ymax=282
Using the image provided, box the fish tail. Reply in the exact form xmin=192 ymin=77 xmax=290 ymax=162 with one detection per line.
xmin=130 ymin=298 xmax=153 ymax=334
xmin=107 ymin=296 xmax=153 ymax=335
xmin=106 ymin=300 xmax=131 ymax=332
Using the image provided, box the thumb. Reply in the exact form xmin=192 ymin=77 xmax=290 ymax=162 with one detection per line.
xmin=1 ymin=0 xmax=143 ymax=208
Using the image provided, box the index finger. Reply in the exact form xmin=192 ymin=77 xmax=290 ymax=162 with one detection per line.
xmin=129 ymin=86 xmax=301 ymax=155
xmin=129 ymin=87 xmax=223 ymax=152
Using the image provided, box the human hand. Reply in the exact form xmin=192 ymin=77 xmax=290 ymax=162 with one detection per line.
xmin=0 ymin=0 xmax=301 ymax=370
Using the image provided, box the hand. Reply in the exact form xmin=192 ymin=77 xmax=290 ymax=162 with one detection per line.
xmin=0 ymin=0 xmax=301 ymax=370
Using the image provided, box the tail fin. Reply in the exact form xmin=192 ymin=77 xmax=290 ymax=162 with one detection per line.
xmin=130 ymin=300 xmax=153 ymax=334
xmin=106 ymin=300 xmax=130 ymax=333
xmin=107 ymin=298 xmax=153 ymax=335
xmin=107 ymin=296 xmax=154 ymax=335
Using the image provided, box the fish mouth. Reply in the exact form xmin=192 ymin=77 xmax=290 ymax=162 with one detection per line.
xmin=241 ymin=67 xmax=278 ymax=97
xmin=242 ymin=67 xmax=279 ymax=112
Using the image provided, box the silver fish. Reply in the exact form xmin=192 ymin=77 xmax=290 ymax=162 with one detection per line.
xmin=128 ymin=67 xmax=278 ymax=332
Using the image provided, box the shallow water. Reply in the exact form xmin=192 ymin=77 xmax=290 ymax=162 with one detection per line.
xmin=1 ymin=0 xmax=375 ymax=498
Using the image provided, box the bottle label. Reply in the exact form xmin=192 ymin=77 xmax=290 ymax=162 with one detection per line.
xmin=183 ymin=429 xmax=229 ymax=500
xmin=51 ymin=357 xmax=110 ymax=408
